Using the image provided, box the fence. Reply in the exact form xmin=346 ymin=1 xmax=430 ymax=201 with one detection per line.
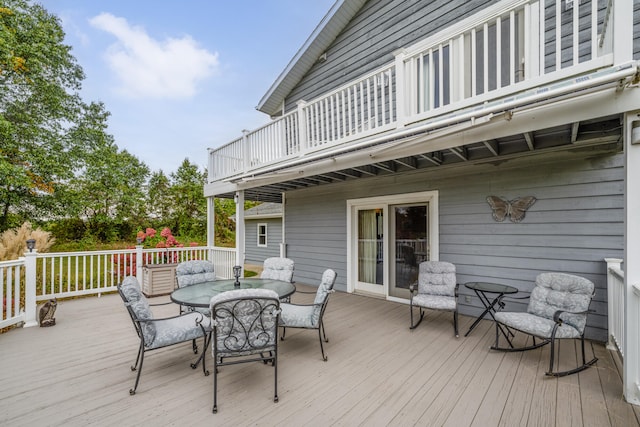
xmin=0 ymin=245 xmax=236 ymax=329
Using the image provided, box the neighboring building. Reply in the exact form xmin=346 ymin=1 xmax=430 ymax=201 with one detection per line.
xmin=232 ymin=202 xmax=283 ymax=264
xmin=205 ymin=0 xmax=640 ymax=347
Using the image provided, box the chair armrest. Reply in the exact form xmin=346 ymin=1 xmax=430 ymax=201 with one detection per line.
xmin=149 ymin=301 xmax=174 ymax=307
xmin=136 ymin=311 xmax=204 ymax=324
xmin=454 ymin=283 xmax=459 ymax=297
xmin=409 ymin=282 xmax=418 ymax=293
xmin=552 ymin=308 xmax=593 ymax=324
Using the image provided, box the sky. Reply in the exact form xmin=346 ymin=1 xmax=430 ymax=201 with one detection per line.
xmin=36 ymin=0 xmax=336 ymax=175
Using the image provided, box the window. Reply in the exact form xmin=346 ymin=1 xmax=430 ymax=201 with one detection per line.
xmin=257 ymin=223 xmax=267 ymax=247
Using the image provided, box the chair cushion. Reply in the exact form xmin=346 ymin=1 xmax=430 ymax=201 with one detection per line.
xmin=412 ymin=294 xmax=456 ymax=311
xmin=260 ymin=257 xmax=294 ymax=282
xmin=150 ymin=312 xmax=210 ymax=349
xmin=279 ymin=303 xmax=320 ymax=328
xmin=120 ymin=276 xmax=156 ymax=344
xmin=176 ymin=261 xmax=216 ymax=288
xmin=417 ymin=261 xmax=456 ymax=297
xmin=527 ymin=273 xmax=594 ymax=332
xmin=313 ymin=269 xmax=337 ymax=305
xmin=210 ymin=289 xmax=280 ymax=358
xmin=494 ymin=312 xmax=582 ymax=339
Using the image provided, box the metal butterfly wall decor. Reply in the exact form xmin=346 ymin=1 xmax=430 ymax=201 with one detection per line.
xmin=486 ymin=195 xmax=536 ymax=223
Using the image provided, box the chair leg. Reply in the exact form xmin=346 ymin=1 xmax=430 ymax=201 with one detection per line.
xmin=409 ymin=303 xmax=424 ymax=330
xmin=131 ymin=341 xmax=143 ymax=372
xmin=130 ymin=344 xmax=145 ymax=395
xmin=318 ymin=328 xmax=328 ymax=361
xmin=453 ymin=310 xmax=459 ymax=338
xmin=212 ymin=356 xmax=218 ymax=413
xmin=280 ymin=327 xmax=287 ymax=340
xmin=320 ymin=321 xmax=329 ymax=343
xmin=274 ymin=352 xmax=279 ymax=403
xmin=192 ymin=338 xmax=198 ymax=354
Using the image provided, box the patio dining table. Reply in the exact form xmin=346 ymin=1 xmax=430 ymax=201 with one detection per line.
xmin=170 ymin=277 xmax=296 ymax=308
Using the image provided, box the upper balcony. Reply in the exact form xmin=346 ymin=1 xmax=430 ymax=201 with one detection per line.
xmin=207 ymin=0 xmax=633 ymax=196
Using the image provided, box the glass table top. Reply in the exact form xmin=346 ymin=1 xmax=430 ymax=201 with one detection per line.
xmin=464 ymin=282 xmax=518 ymax=294
xmin=170 ymin=278 xmax=296 ymax=308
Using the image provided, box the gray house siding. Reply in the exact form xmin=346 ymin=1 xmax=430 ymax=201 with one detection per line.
xmin=635 ymin=0 xmax=640 ymax=59
xmin=284 ymin=148 xmax=624 ymax=342
xmin=284 ymin=0 xmax=501 ymax=113
xmin=244 ymin=218 xmax=282 ymax=264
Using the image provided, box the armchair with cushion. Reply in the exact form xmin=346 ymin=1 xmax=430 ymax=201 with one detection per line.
xmin=175 ymin=260 xmax=216 ymax=315
xmin=260 ymin=257 xmax=295 ymax=283
xmin=409 ymin=261 xmax=459 ymax=337
xmin=279 ymin=269 xmax=337 ymax=361
xmin=209 ymin=288 xmax=281 ymax=413
xmin=118 ymin=276 xmax=210 ymax=395
xmin=491 ymin=272 xmax=598 ymax=377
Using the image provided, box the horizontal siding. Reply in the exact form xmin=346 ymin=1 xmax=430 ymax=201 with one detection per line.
xmin=285 ymin=0 xmax=500 ymax=112
xmin=243 ymin=218 xmax=282 ymax=264
xmin=284 ymin=148 xmax=624 ymax=341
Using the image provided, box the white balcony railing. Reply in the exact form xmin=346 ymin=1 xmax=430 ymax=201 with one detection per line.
xmin=0 ymin=246 xmax=236 ymax=329
xmin=208 ymin=0 xmax=617 ymax=184
xmin=605 ymin=258 xmax=640 ymax=406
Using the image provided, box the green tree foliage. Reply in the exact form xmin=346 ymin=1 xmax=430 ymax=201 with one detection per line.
xmin=0 ymin=0 xmax=85 ymax=230
xmin=65 ymin=104 xmax=149 ymax=241
xmin=168 ymin=159 xmax=206 ymax=238
xmin=147 ymin=170 xmax=171 ymax=221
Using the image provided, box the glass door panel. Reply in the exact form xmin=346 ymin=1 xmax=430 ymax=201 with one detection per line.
xmin=356 ymin=208 xmax=384 ymax=294
xmin=390 ymin=204 xmax=428 ymax=298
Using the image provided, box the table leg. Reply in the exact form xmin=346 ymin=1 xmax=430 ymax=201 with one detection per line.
xmin=464 ymin=290 xmax=500 ymax=337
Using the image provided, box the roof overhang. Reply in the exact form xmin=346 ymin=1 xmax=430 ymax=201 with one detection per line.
xmin=256 ymin=0 xmax=367 ymax=116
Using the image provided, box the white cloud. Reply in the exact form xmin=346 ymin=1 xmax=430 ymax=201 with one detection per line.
xmin=89 ymin=13 xmax=219 ymax=99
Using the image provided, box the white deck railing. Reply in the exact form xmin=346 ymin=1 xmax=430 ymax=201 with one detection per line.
xmin=605 ymin=258 xmax=640 ymax=406
xmin=208 ymin=0 xmax=616 ymax=183
xmin=0 ymin=246 xmax=236 ymax=329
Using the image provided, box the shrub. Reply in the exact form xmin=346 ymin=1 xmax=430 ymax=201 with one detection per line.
xmin=0 ymin=222 xmax=55 ymax=261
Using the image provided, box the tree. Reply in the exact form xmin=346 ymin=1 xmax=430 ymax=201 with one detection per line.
xmin=66 ymin=103 xmax=149 ymax=241
xmin=0 ymin=0 xmax=86 ymax=231
xmin=147 ymin=170 xmax=171 ymax=221
xmin=168 ymin=159 xmax=206 ymax=237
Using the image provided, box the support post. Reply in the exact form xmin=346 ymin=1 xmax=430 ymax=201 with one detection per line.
xmin=23 ymin=249 xmax=38 ymax=328
xmin=208 ymin=196 xmax=216 ymax=262
xmin=624 ymin=111 xmax=640 ymax=406
xmin=235 ymin=190 xmax=245 ymax=274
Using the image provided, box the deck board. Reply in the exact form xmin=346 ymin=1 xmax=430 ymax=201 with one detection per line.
xmin=0 ymin=286 xmax=638 ymax=426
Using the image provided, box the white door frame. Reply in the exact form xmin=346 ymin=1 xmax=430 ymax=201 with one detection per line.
xmin=346 ymin=191 xmax=439 ymax=300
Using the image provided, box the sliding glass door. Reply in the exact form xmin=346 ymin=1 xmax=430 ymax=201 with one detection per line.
xmin=348 ymin=191 xmax=438 ymax=300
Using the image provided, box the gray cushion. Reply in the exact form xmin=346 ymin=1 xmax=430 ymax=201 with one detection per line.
xmin=417 ymin=261 xmax=457 ymax=297
xmin=176 ymin=260 xmax=216 ymax=288
xmin=120 ymin=276 xmax=156 ymax=344
xmin=280 ymin=268 xmax=337 ymax=328
xmin=412 ymin=294 xmax=456 ymax=311
xmin=494 ymin=312 xmax=581 ymax=339
xmin=151 ymin=312 xmax=210 ymax=349
xmin=527 ymin=272 xmax=594 ymax=332
xmin=260 ymin=257 xmax=294 ymax=282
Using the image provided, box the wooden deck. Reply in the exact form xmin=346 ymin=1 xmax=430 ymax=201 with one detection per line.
xmin=1 ymin=285 xmax=638 ymax=426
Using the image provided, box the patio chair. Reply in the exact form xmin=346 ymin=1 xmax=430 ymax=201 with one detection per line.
xmin=260 ymin=257 xmax=295 ymax=283
xmin=491 ymin=272 xmax=598 ymax=377
xmin=209 ymin=288 xmax=281 ymax=414
xmin=409 ymin=261 xmax=459 ymax=337
xmin=279 ymin=269 xmax=337 ymax=361
xmin=118 ymin=276 xmax=210 ymax=395
xmin=175 ymin=260 xmax=216 ymax=315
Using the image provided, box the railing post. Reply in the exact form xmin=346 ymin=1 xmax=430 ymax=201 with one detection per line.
xmin=296 ymin=100 xmax=308 ymax=153
xmin=242 ymin=129 xmax=250 ymax=172
xmin=135 ymin=244 xmax=143 ymax=279
xmin=613 ymin=0 xmax=633 ymax=64
xmin=605 ymin=257 xmax=623 ymax=351
xmin=23 ymin=250 xmax=38 ymax=328
xmin=393 ymin=49 xmax=406 ymax=128
xmin=234 ymin=190 xmax=245 ymax=271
